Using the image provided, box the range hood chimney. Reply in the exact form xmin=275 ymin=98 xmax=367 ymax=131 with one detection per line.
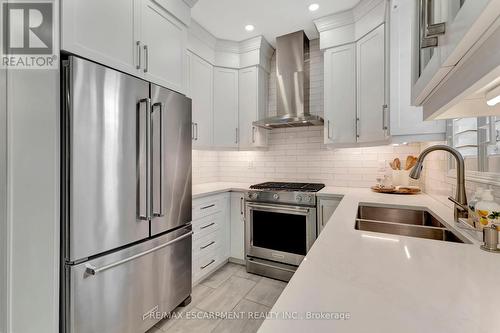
xmin=253 ymin=31 xmax=323 ymax=129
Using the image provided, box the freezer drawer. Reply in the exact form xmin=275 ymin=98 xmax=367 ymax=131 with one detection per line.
xmin=63 ymin=226 xmax=192 ymax=333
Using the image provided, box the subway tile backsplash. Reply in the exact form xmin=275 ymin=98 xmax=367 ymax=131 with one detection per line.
xmin=193 ymin=127 xmax=421 ymax=187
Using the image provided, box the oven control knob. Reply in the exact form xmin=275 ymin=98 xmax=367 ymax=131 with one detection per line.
xmin=273 ymin=193 xmax=279 ymax=200
xmin=249 ymin=192 xmax=259 ymax=199
xmin=296 ymin=195 xmax=302 ymax=202
xmin=304 ymin=195 xmax=312 ymax=203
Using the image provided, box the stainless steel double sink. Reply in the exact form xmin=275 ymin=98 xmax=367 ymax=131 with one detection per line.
xmin=355 ymin=205 xmax=471 ymax=244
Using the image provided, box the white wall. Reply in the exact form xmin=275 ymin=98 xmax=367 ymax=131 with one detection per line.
xmin=6 ymin=70 xmax=60 ymax=333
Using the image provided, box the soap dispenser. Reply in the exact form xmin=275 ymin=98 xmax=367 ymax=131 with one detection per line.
xmin=468 ymin=188 xmax=484 ymax=228
xmin=475 ymin=188 xmax=500 ymax=230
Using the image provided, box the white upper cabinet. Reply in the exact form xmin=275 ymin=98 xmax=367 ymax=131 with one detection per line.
xmin=213 ymin=68 xmax=239 ymax=148
xmin=324 ymin=44 xmax=356 ymax=144
xmin=140 ymin=0 xmax=187 ymax=93
xmin=412 ymin=0 xmax=500 ymax=110
xmin=62 ymin=0 xmax=189 ymax=94
xmin=188 ymin=52 xmax=213 ymax=148
xmin=390 ymin=0 xmax=445 ymax=140
xmin=238 ymin=67 xmax=268 ymax=149
xmin=61 ymin=0 xmax=140 ymax=75
xmin=356 ymin=24 xmax=388 ymax=143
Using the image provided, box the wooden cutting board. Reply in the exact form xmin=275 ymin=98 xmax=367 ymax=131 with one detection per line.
xmin=371 ymin=186 xmax=421 ymax=195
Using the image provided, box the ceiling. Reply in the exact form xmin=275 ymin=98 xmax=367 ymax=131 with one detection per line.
xmin=191 ymin=0 xmax=361 ymax=45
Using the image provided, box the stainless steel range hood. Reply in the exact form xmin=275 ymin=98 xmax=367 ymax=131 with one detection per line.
xmin=253 ymin=31 xmax=323 ymax=129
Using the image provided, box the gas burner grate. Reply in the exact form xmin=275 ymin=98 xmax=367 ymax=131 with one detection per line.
xmin=250 ymin=182 xmax=325 ymax=192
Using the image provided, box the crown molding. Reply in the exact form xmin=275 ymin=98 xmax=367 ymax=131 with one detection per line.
xmin=188 ymin=20 xmax=217 ymax=49
xmin=314 ymin=0 xmax=386 ymax=33
xmin=182 ymin=0 xmax=199 ymax=8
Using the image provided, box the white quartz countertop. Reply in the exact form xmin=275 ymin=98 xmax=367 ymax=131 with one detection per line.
xmin=192 ymin=182 xmax=253 ymax=198
xmin=256 ymin=187 xmax=500 ymax=333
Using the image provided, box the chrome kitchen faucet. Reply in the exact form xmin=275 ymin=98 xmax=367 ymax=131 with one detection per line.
xmin=409 ymin=145 xmax=468 ymax=222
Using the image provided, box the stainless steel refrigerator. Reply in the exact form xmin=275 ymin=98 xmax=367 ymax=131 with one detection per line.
xmin=61 ymin=56 xmax=192 ymax=333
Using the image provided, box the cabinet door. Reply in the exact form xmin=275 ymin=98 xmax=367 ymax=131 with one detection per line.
xmin=317 ymin=198 xmax=341 ymax=235
xmin=61 ymin=0 xmax=140 ymax=75
xmin=356 ymin=24 xmax=388 ymax=143
xmin=141 ymin=0 xmax=187 ymax=94
xmin=238 ymin=67 xmax=268 ymax=149
xmin=230 ymin=192 xmax=245 ymax=261
xmin=390 ymin=1 xmax=445 ymax=137
xmin=188 ymin=52 xmax=213 ymax=147
xmin=213 ymin=68 xmax=239 ymax=148
xmin=324 ymin=44 xmax=357 ymax=144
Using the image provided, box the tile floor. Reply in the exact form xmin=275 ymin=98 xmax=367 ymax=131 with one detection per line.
xmin=147 ymin=262 xmax=287 ymax=333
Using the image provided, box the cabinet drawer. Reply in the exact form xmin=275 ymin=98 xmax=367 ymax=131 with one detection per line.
xmin=193 ymin=229 xmax=222 ymax=258
xmin=192 ymin=213 xmax=222 ymax=240
xmin=193 ymin=246 xmax=224 ymax=282
xmin=193 ymin=196 xmax=223 ymax=220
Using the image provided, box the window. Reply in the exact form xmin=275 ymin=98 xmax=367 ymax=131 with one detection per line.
xmin=448 ymin=116 xmax=500 ymax=175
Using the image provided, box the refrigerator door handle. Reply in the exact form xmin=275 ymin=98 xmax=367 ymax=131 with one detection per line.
xmin=152 ymin=102 xmax=165 ymax=217
xmin=138 ymin=98 xmax=152 ymax=220
xmin=85 ymin=230 xmax=193 ymax=275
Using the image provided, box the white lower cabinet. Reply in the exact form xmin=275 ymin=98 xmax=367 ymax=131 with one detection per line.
xmin=229 ymin=192 xmax=245 ymax=261
xmin=192 ymin=193 xmax=230 ymax=284
xmin=317 ymin=196 xmax=342 ymax=235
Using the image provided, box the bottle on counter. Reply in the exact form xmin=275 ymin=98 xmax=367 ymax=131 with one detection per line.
xmin=468 ymin=188 xmax=484 ymax=228
xmin=475 ymin=189 xmax=500 ymax=230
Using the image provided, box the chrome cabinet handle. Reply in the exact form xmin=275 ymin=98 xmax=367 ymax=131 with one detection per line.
xmin=240 ymin=197 xmax=244 ymax=215
xmin=192 ymin=122 xmax=195 ymax=140
xmin=420 ymin=0 xmax=445 ymax=49
xmin=200 ymin=259 xmax=215 ymax=270
xmin=327 ymin=120 xmax=332 ymax=139
xmin=85 ymin=230 xmax=193 ymax=275
xmin=195 ymin=123 xmax=199 ymax=141
xmin=200 ymin=222 xmax=215 ymax=230
xmin=382 ymin=104 xmax=388 ymax=131
xmin=356 ymin=117 xmax=360 ymax=139
xmin=321 ymin=205 xmax=324 ymax=227
xmin=247 ymin=203 xmax=310 ymax=215
xmin=136 ymin=41 xmax=141 ymax=70
xmin=152 ymin=102 xmax=164 ymax=217
xmin=200 ymin=204 xmax=215 ymax=210
xmin=138 ymin=98 xmax=152 ymax=220
xmin=143 ymin=45 xmax=149 ymax=73
xmin=252 ymin=126 xmax=256 ymax=143
xmin=200 ymin=241 xmax=215 ymax=250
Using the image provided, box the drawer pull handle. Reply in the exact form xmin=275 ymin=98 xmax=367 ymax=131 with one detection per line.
xmin=200 ymin=241 xmax=215 ymax=250
xmin=85 ymin=230 xmax=193 ymax=276
xmin=200 ymin=222 xmax=215 ymax=230
xmin=200 ymin=204 xmax=215 ymax=210
xmin=200 ymin=259 xmax=215 ymax=270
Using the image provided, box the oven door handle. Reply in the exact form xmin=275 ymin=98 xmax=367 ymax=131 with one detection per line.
xmin=246 ymin=203 xmax=310 ymax=215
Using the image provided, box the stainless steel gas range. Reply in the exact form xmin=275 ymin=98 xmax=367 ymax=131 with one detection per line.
xmin=245 ymin=182 xmax=325 ymax=281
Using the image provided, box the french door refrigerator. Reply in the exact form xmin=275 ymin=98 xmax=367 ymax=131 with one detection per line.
xmin=61 ymin=56 xmax=192 ymax=333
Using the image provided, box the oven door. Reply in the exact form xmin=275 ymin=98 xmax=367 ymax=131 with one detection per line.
xmin=245 ymin=202 xmax=317 ymax=266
